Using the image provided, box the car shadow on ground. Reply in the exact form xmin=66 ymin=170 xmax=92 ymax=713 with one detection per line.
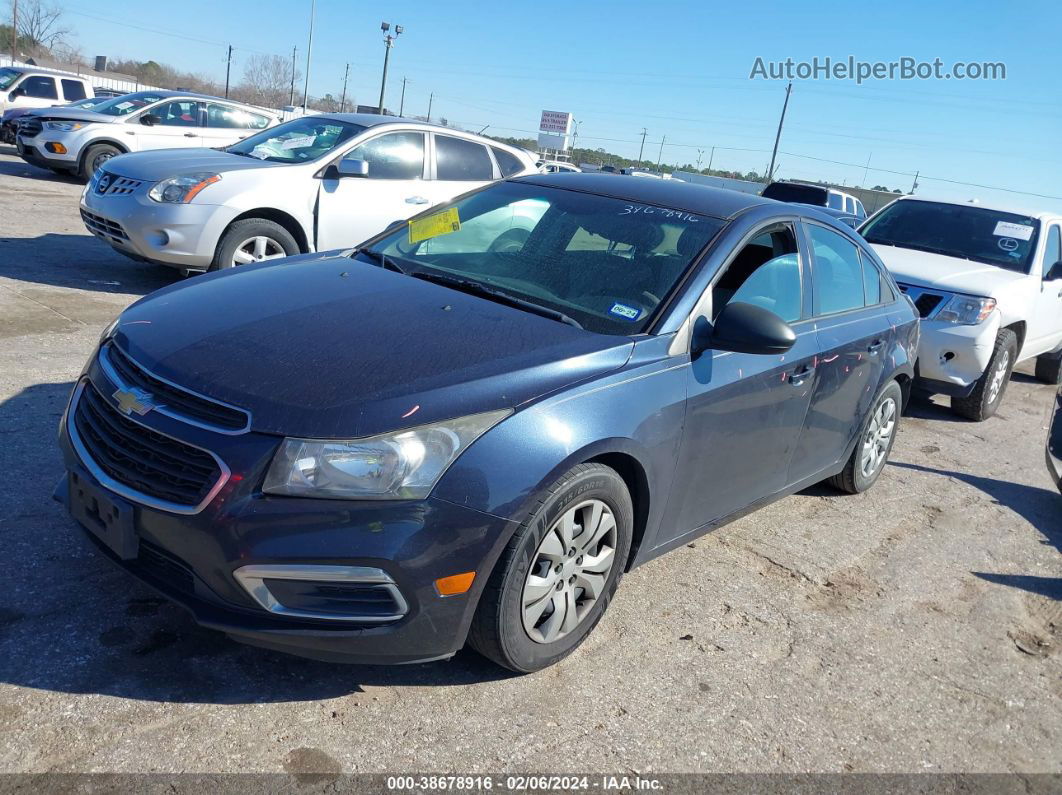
xmin=0 ymin=147 xmax=79 ymax=182
xmin=890 ymin=461 xmax=1061 ymax=601
xmin=0 ymin=381 xmax=516 ymax=707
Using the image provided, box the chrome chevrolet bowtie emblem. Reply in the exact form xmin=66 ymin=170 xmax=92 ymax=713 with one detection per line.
xmin=112 ymin=387 xmax=155 ymax=416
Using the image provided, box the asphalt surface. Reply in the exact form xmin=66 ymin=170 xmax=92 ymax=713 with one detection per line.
xmin=0 ymin=147 xmax=1059 ymax=775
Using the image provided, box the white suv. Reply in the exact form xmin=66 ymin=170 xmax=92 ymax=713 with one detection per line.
xmin=15 ymin=90 xmax=277 ymax=180
xmin=863 ymin=196 xmax=1062 ymax=420
xmin=0 ymin=66 xmax=93 ymax=113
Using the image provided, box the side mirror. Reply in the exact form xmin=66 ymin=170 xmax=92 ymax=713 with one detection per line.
xmin=140 ymin=114 xmax=161 ymax=126
xmin=1046 ymin=261 xmax=1062 ymax=281
xmin=692 ymin=301 xmax=796 ymax=357
xmin=336 ymin=158 xmax=369 ymax=178
xmin=9 ymin=87 xmax=22 ymax=99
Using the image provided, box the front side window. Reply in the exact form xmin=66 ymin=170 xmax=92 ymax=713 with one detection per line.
xmin=226 ymin=117 xmax=366 ymax=163
xmin=808 ymin=224 xmax=866 ymax=315
xmin=152 ymin=100 xmax=200 ymax=127
xmin=862 ymin=199 xmax=1040 ymax=273
xmin=93 ymin=92 xmax=167 ymax=116
xmin=61 ymin=80 xmax=87 ymax=101
xmin=367 ymin=182 xmax=726 ymax=334
xmin=713 ymin=225 xmax=802 ymax=323
xmin=436 ymin=135 xmax=494 ymax=181
xmin=345 ymin=132 xmax=424 ymax=180
xmin=1044 ymin=226 xmax=1062 ymax=279
xmin=20 ymin=76 xmax=57 ymax=100
xmin=855 ymin=200 xmax=867 ymax=219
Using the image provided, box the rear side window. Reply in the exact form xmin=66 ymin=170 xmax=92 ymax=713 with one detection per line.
xmin=861 ymin=251 xmax=881 ymax=305
xmin=205 ymin=103 xmax=270 ymax=129
xmin=1043 ymin=226 xmax=1062 ymax=278
xmin=20 ymin=76 xmax=58 ymax=100
xmin=491 ymin=147 xmax=525 ymax=177
xmin=808 ymin=224 xmax=866 ymax=315
xmin=436 ymin=135 xmax=493 ymax=180
xmin=61 ymin=80 xmax=87 ymax=101
xmin=827 ymin=192 xmax=844 ymax=211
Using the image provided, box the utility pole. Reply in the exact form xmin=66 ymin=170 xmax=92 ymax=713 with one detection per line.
xmin=289 ymin=46 xmax=297 ymax=106
xmin=707 ymin=145 xmax=715 ymax=173
xmin=378 ymin=22 xmax=403 ymax=114
xmin=427 ymin=92 xmax=433 ymax=122
xmin=11 ymin=0 xmax=18 ymax=66
xmin=399 ymin=77 xmax=408 ymax=116
xmin=862 ymin=153 xmax=872 ymax=187
xmin=571 ymin=119 xmax=581 ymax=153
xmin=302 ymin=0 xmax=316 ymax=111
xmin=339 ymin=63 xmax=350 ymax=112
xmin=638 ymin=128 xmax=648 ymax=162
xmin=765 ymin=81 xmax=792 ymax=184
xmin=656 ymin=135 xmax=665 ymax=169
xmin=910 ymin=170 xmax=920 ymax=194
xmin=224 ymin=45 xmax=232 ymax=99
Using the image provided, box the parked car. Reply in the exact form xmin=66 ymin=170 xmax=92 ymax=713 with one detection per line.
xmin=91 ymin=87 xmax=127 ymax=98
xmin=538 ymin=159 xmax=581 ymax=173
xmin=862 ymin=196 xmax=1062 ymax=420
xmin=56 ymin=174 xmax=917 ymax=671
xmin=79 ymin=114 xmax=538 ymax=274
xmin=763 ymin=180 xmax=867 ymax=220
xmin=0 ymin=66 xmax=93 ymax=115
xmin=1 ymin=95 xmax=114 ymax=144
xmin=1046 ymin=386 xmax=1062 ymax=493
xmin=15 ymin=90 xmax=278 ymax=180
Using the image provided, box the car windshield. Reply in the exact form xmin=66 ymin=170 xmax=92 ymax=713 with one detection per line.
xmin=862 ymin=199 xmax=1041 ymax=273
xmin=0 ymin=68 xmax=22 ymax=90
xmin=763 ymin=182 xmax=828 ymax=206
xmin=364 ymin=181 xmax=726 ymax=335
xmin=90 ymin=92 xmax=169 ymax=116
xmin=226 ymin=117 xmax=366 ymax=163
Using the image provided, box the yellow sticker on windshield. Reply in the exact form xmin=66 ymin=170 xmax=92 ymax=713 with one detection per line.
xmin=408 ymin=207 xmax=461 ymax=244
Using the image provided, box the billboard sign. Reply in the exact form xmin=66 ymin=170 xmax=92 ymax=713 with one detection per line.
xmin=539 ymin=110 xmax=572 ymax=135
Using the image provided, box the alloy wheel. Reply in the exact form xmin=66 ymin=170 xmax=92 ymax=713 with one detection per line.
xmin=92 ymin=152 xmax=114 ymax=172
xmin=521 ymin=499 xmax=617 ymax=644
xmin=987 ymin=350 xmax=1011 ymax=405
xmin=231 ymin=236 xmax=287 ymax=267
xmin=860 ymin=396 xmax=897 ymax=478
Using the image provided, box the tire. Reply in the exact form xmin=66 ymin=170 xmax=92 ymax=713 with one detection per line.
xmin=488 ymin=228 xmax=529 ymax=253
xmin=1034 ymin=351 xmax=1062 ymax=385
xmin=467 ymin=463 xmax=633 ymax=673
xmin=211 ymin=219 xmax=300 ymax=271
xmin=829 ymin=380 xmax=903 ymax=495
xmin=79 ymin=143 xmax=122 ymax=181
xmin=951 ymin=328 xmax=1018 ymax=421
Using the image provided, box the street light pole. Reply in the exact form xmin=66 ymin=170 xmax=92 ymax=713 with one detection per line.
xmin=427 ymin=92 xmax=433 ymax=122
xmin=289 ymin=46 xmax=297 ymax=106
xmin=378 ymin=22 xmax=403 ymax=114
xmin=224 ymin=45 xmax=232 ymax=99
xmin=301 ymin=0 xmax=316 ymax=111
xmin=399 ymin=77 xmax=407 ymax=116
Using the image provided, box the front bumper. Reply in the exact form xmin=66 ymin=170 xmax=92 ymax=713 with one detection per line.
xmin=56 ymin=353 xmax=515 ymax=664
xmin=16 ymin=132 xmax=79 ymax=169
xmin=80 ymin=188 xmax=233 ymax=269
xmin=913 ymin=313 xmax=1001 ymax=393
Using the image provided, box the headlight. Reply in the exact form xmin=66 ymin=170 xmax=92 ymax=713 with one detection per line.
xmin=935 ymin=294 xmax=996 ymax=325
xmin=262 ymin=409 xmax=511 ymax=500
xmin=43 ymin=121 xmax=84 ymax=132
xmin=148 ymin=173 xmax=221 ymax=204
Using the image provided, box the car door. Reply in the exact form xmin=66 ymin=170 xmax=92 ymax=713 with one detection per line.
xmin=199 ymin=102 xmax=271 ymax=148
xmin=11 ymin=75 xmax=58 ymax=109
xmin=426 ymin=133 xmax=497 ymax=205
xmin=315 ymin=130 xmax=428 ymax=250
xmin=126 ymin=99 xmax=203 ymax=151
xmin=659 ymin=220 xmax=820 ymax=542
xmin=787 ymin=222 xmax=890 ymax=480
xmin=1027 ymin=223 xmax=1062 ymax=355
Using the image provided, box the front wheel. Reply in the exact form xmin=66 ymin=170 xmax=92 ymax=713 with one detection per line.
xmin=468 ymin=463 xmax=633 ymax=673
xmin=829 ymin=380 xmax=903 ymax=494
xmin=211 ymin=218 xmax=299 ymax=271
xmin=951 ymin=328 xmax=1017 ymax=421
xmin=79 ymin=143 xmax=121 ymax=181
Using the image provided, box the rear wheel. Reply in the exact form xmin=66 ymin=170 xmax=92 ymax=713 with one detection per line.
xmin=1034 ymin=351 xmax=1062 ymax=385
xmin=829 ymin=380 xmax=902 ymax=494
xmin=951 ymin=328 xmax=1018 ymax=421
xmin=211 ymin=219 xmax=299 ymax=271
xmin=468 ymin=463 xmax=632 ymax=673
xmin=79 ymin=143 xmax=121 ymax=181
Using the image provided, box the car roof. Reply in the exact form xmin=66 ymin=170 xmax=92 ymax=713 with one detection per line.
xmin=889 ymin=194 xmax=1062 ymax=222
xmin=515 ymin=172 xmax=776 ymax=220
xmin=125 ymin=89 xmax=278 ymax=114
xmin=311 ymin=113 xmax=494 ymax=135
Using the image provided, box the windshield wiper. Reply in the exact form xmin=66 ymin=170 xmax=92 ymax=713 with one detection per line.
xmin=411 ymin=271 xmax=583 ymax=329
xmin=354 ymin=247 xmax=405 ymax=274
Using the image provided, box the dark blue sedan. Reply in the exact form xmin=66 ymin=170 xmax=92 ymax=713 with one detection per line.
xmin=57 ymin=173 xmax=918 ymax=672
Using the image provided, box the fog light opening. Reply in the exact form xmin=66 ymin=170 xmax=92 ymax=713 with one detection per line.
xmin=940 ymin=351 xmax=956 ymax=364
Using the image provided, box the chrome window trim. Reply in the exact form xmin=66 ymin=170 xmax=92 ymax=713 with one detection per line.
xmin=99 ymin=343 xmax=252 ymax=435
xmin=233 ymin=564 xmax=409 ymax=623
xmin=66 ymin=380 xmax=231 ymax=516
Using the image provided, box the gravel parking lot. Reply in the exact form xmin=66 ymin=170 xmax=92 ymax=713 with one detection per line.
xmin=0 ymin=146 xmax=1058 ymax=776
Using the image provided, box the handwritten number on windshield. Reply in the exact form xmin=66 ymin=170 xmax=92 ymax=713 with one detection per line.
xmin=619 ymin=205 xmax=699 ymax=222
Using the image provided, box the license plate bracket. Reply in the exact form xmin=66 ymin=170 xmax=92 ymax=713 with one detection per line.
xmin=69 ymin=471 xmax=138 ymax=560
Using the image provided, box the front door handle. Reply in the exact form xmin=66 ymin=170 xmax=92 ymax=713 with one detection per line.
xmin=125 ymin=130 xmax=135 ymax=135
xmin=789 ymin=365 xmax=814 ymax=386
xmin=868 ymin=339 xmax=885 ymax=354
xmin=405 ymin=196 xmax=429 ymax=204
xmin=183 ymin=132 xmax=197 ymax=138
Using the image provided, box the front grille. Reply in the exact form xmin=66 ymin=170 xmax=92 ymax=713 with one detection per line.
xmin=96 ymin=172 xmax=144 ymax=196
xmin=103 ymin=343 xmax=250 ymax=432
xmin=897 ymin=283 xmax=945 ymax=318
xmin=72 ymin=382 xmax=223 ymax=509
xmin=81 ymin=208 xmax=129 ymax=243
xmin=17 ymin=118 xmax=42 ymax=137
xmin=137 ymin=540 xmax=196 ymax=594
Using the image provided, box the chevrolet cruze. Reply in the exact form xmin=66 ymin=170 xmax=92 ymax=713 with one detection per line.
xmin=57 ymin=174 xmax=918 ymax=672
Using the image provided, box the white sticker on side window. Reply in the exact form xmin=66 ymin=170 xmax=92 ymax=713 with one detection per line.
xmin=993 ymin=221 xmax=1034 ymax=241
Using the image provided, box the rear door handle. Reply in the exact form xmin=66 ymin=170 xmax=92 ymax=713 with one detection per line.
xmin=405 ymin=196 xmax=429 ymax=204
xmin=868 ymin=339 xmax=885 ymax=354
xmin=789 ymin=365 xmax=814 ymax=385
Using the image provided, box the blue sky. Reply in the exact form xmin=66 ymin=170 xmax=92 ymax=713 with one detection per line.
xmin=58 ymin=0 xmax=1062 ymax=209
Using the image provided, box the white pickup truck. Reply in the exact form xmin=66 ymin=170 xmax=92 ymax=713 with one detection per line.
xmin=862 ymin=196 xmax=1062 ymax=420
xmin=0 ymin=66 xmax=93 ymax=113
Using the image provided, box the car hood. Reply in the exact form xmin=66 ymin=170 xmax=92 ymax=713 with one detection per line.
xmin=101 ymin=147 xmax=287 ymax=180
xmin=112 ymin=255 xmax=635 ymax=438
xmin=870 ymin=243 xmax=1027 ymax=296
xmin=31 ymin=108 xmax=119 ymax=124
